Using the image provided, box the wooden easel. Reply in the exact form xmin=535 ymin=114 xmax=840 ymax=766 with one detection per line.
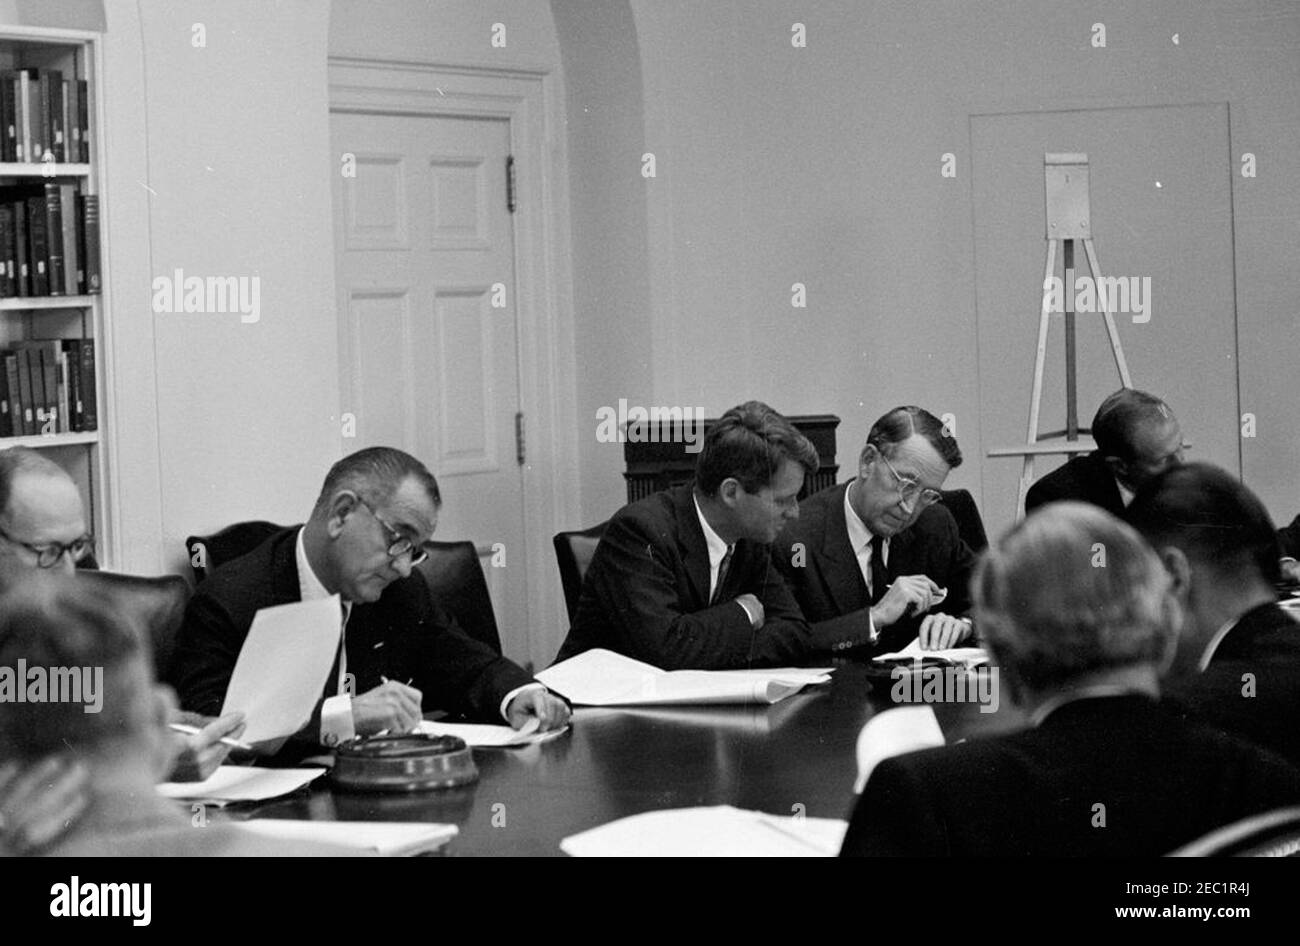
xmin=988 ymin=153 xmax=1133 ymax=518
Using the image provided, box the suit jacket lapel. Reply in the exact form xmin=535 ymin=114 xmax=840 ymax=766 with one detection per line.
xmin=821 ymin=482 xmax=869 ymax=613
xmin=673 ymin=485 xmax=712 ymax=609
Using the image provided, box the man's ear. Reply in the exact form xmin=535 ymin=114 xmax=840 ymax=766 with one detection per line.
xmin=859 ymin=444 xmax=878 ymax=479
xmin=325 ymin=491 xmax=359 ymax=539
xmin=716 ymin=478 xmax=741 ymax=507
xmin=1158 ymin=545 xmax=1192 ymax=600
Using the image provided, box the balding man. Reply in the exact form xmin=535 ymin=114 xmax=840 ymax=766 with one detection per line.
xmin=1025 ymin=388 xmax=1184 ymax=516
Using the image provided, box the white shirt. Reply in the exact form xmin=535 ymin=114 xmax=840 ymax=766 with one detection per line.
xmin=296 ymin=528 xmax=541 ymax=746
xmin=1117 ymin=478 xmax=1136 ymax=508
xmin=693 ymin=494 xmax=758 ymax=625
xmin=1198 ymin=615 xmax=1241 ymax=672
xmin=844 ymin=481 xmax=882 ymax=643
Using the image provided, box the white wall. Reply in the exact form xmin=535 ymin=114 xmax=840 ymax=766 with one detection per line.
xmin=103 ymin=0 xmax=340 ymax=572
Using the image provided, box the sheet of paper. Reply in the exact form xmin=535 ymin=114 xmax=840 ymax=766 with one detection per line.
xmin=561 ymin=806 xmax=847 ymax=857
xmin=414 ymin=718 xmax=569 ymax=747
xmin=537 ymin=649 xmax=833 ymax=706
xmin=237 ymin=820 xmax=457 ymax=856
xmin=854 ymin=705 xmax=945 ymax=792
xmin=873 ymin=638 xmax=989 ymax=667
xmin=157 ymin=766 xmax=325 ymax=805
xmin=220 ymin=595 xmax=344 ymax=743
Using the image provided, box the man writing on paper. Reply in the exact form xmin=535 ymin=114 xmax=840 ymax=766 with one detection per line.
xmin=169 ymin=447 xmax=567 ymax=755
xmin=773 ymin=406 xmax=976 ymax=655
xmin=1025 ymin=387 xmax=1184 ymax=516
xmin=1127 ymin=463 xmax=1300 ymax=766
xmin=0 ymin=447 xmax=242 ymax=855
xmin=0 ymin=574 xmax=358 ymax=856
xmin=555 ymin=400 xmax=822 ymax=670
xmin=841 ymin=503 xmax=1300 ymax=857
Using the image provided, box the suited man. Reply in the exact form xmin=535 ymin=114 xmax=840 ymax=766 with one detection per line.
xmin=1025 ymin=388 xmax=1184 ymax=516
xmin=555 ymin=400 xmax=825 ymax=670
xmin=774 ymin=406 xmax=976 ymax=655
xmin=170 ymin=446 xmax=568 ymax=757
xmin=841 ymin=503 xmax=1300 ymax=857
xmin=1127 ymin=463 xmax=1300 ymax=766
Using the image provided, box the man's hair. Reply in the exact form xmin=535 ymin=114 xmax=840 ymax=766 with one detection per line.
xmin=864 ymin=406 xmax=962 ymax=468
xmin=1126 ymin=462 xmax=1281 ymax=585
xmin=973 ymin=502 xmax=1178 ymax=693
xmin=0 ymin=447 xmax=70 ymax=518
xmin=0 ymin=574 xmax=148 ymax=761
xmin=313 ymin=447 xmax=441 ymax=514
xmin=695 ymin=401 xmax=819 ymax=496
xmin=1091 ymin=388 xmax=1173 ymax=462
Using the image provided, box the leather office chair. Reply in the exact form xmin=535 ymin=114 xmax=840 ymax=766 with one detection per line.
xmin=1167 ymin=806 xmax=1300 ymax=857
xmin=939 ymin=489 xmax=989 ymax=553
xmin=185 ymin=520 xmax=284 ymax=583
xmin=415 ymin=540 xmax=502 ymax=655
xmin=553 ymin=522 xmax=608 ymax=623
xmin=77 ymin=569 xmax=192 ymax=679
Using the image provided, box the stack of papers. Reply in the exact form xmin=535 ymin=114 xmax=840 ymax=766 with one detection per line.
xmin=414 ymin=718 xmax=568 ymax=747
xmin=237 ymin=820 xmax=457 ymax=856
xmin=873 ymin=638 xmax=991 ymax=669
xmin=537 ymin=649 xmax=833 ymax=706
xmin=854 ymin=705 xmax=945 ymax=791
xmin=157 ymin=766 xmax=325 ymax=806
xmin=561 ymin=806 xmax=847 ymax=857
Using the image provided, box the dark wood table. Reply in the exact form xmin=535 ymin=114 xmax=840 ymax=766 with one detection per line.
xmin=242 ymin=663 xmax=1027 ymax=855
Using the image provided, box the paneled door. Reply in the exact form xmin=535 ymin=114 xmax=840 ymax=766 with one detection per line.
xmin=332 ymin=110 xmax=534 ymax=666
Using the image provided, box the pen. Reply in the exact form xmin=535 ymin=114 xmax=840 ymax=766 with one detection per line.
xmin=169 ymin=722 xmax=254 ymax=752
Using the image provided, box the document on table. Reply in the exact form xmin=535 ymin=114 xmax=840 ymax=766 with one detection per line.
xmin=237 ymin=820 xmax=457 ymax=856
xmin=873 ymin=638 xmax=990 ymax=669
xmin=157 ymin=766 xmax=326 ymax=806
xmin=854 ymin=705 xmax=945 ymax=792
xmin=537 ymin=649 xmax=833 ymax=706
xmin=413 ymin=717 xmax=569 ymax=747
xmin=561 ymin=806 xmax=848 ymax=857
xmin=220 ymin=595 xmax=344 ymax=743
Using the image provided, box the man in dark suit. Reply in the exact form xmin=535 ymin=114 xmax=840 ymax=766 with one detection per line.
xmin=1025 ymin=387 xmax=1184 ymax=516
xmin=170 ymin=447 xmax=567 ymax=757
xmin=1127 ymin=463 xmax=1300 ymax=766
xmin=841 ymin=503 xmax=1300 ymax=857
xmin=555 ymin=400 xmax=825 ymax=670
xmin=774 ymin=406 xmax=976 ymax=655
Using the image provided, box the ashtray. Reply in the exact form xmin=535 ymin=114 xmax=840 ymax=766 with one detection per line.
xmin=331 ymin=733 xmax=479 ymax=792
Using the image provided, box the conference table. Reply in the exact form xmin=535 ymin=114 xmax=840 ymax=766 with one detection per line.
xmin=242 ymin=662 xmax=1029 ymax=856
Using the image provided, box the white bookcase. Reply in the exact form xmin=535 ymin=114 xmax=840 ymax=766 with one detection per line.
xmin=0 ymin=24 xmax=114 ymax=564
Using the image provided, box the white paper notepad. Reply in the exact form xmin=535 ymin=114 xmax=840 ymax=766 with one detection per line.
xmin=157 ymin=766 xmax=325 ymax=805
xmin=561 ymin=807 xmax=847 ymax=857
xmin=237 ymin=820 xmax=457 ymax=856
xmin=220 ymin=595 xmax=343 ymax=743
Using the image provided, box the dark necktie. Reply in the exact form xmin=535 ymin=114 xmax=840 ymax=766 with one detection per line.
xmin=711 ymin=545 xmax=734 ymax=605
xmin=870 ymin=535 xmax=888 ymax=605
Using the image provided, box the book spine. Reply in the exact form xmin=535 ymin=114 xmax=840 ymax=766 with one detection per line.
xmin=80 ymin=194 xmax=99 ymax=293
xmin=55 ymin=346 xmax=69 ymax=433
xmin=13 ymin=200 xmax=29 ymax=296
xmin=26 ymin=196 xmax=48 ymax=296
xmin=33 ymin=344 xmax=56 ymax=434
xmin=59 ymin=77 xmax=69 ymax=165
xmin=37 ymin=70 xmax=52 ymax=164
xmin=17 ymin=345 xmax=35 ymax=434
xmin=43 ymin=183 xmax=63 ymax=295
xmin=0 ymin=350 xmax=10 ymax=438
xmin=60 ymin=183 xmax=77 ymax=295
xmin=66 ymin=79 xmax=79 ymax=165
xmin=46 ymin=71 xmax=63 ymax=163
xmin=78 ymin=337 xmax=96 ymax=431
xmin=4 ymin=353 xmax=21 ymax=437
xmin=0 ymin=76 xmax=14 ymax=163
xmin=77 ymin=79 xmax=89 ymax=163
xmin=62 ymin=339 xmax=80 ymax=432
xmin=17 ymin=72 xmax=32 ymax=163
xmin=0 ymin=204 xmax=13 ymax=298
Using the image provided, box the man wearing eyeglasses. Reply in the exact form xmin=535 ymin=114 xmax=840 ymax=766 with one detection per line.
xmin=774 ymin=406 xmax=976 ymax=654
xmin=169 ymin=446 xmax=567 ymax=757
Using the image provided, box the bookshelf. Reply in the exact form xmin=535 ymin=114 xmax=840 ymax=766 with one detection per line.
xmin=0 ymin=24 xmax=111 ymax=564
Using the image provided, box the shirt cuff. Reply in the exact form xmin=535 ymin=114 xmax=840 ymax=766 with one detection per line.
xmin=735 ymin=596 xmax=760 ymax=626
xmin=499 ymin=682 xmax=546 ymax=723
xmin=320 ymin=694 xmax=355 ymax=746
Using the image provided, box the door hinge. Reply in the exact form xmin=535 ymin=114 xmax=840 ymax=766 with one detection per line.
xmin=506 ymin=155 xmax=517 ymax=213
xmin=515 ymin=411 xmax=526 ymax=465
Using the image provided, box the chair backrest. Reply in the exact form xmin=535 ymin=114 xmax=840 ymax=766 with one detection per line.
xmin=77 ymin=569 xmax=192 ymax=679
xmin=415 ymin=540 xmax=502 ymax=654
xmin=939 ymin=488 xmax=989 ymax=553
xmin=186 ymin=520 xmax=285 ymax=583
xmin=553 ymin=522 xmax=608 ymax=623
xmin=1167 ymin=806 xmax=1300 ymax=857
